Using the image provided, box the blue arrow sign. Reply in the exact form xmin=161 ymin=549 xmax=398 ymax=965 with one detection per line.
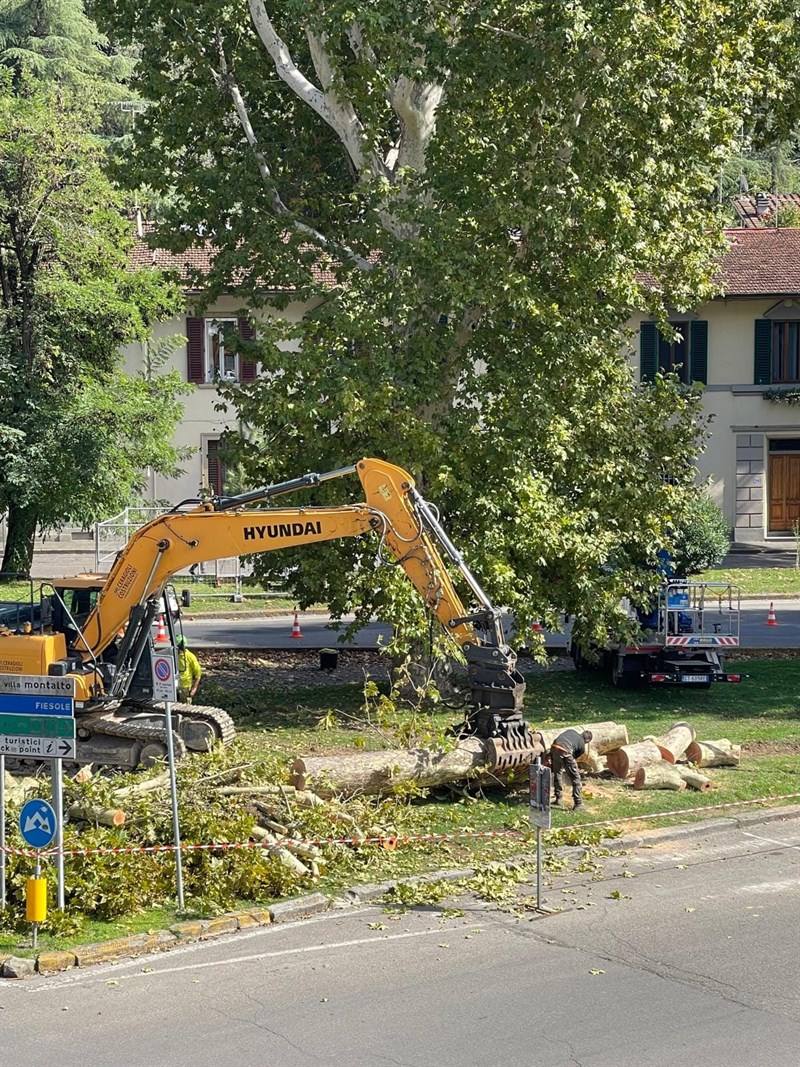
xmin=18 ymin=798 xmax=58 ymax=849
xmin=0 ymin=694 xmax=74 ymax=716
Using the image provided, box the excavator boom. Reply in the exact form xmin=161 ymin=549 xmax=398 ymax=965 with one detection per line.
xmin=1 ymin=459 xmax=536 ymax=770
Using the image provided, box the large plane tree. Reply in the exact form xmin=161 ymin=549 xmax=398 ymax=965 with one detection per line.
xmin=93 ymin=0 xmax=800 ymax=642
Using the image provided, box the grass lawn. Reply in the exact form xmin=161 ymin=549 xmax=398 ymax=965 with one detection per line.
xmin=206 ymin=654 xmax=800 ymax=837
xmin=700 ymin=567 xmax=800 ymax=595
xmin=2 ymin=656 xmax=798 ymax=955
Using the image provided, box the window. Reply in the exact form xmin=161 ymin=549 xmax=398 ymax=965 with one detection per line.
xmin=640 ymin=320 xmax=708 ymax=384
xmin=658 ymin=323 xmax=689 ymax=383
xmin=771 ymin=322 xmax=800 ymax=383
xmin=186 ymin=316 xmax=257 ymax=385
xmin=204 ymin=438 xmax=226 ymax=497
xmin=205 ymin=319 xmax=239 ymax=382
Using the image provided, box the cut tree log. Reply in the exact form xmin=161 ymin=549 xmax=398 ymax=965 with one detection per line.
xmin=580 ymin=751 xmax=607 ymax=775
xmin=291 ymin=736 xmax=531 ymax=798
xmin=536 ymin=721 xmax=629 ymax=756
xmin=677 ymin=767 xmax=713 ymax=792
xmin=633 ymin=761 xmax=686 ymax=790
xmin=683 ymin=739 xmax=741 ymax=768
xmin=606 ymin=741 xmax=663 ymax=779
xmin=217 ymin=784 xmax=327 ymax=807
xmin=66 ymin=803 xmax=126 ymax=827
xmin=112 ymin=771 xmax=169 ymax=799
xmin=652 ymin=721 xmax=696 ymax=763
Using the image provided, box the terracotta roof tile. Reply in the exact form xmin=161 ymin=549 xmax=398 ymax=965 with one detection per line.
xmin=132 ymin=222 xmax=800 ymax=301
xmin=731 ymin=192 xmax=800 ymax=229
xmin=720 ymin=228 xmax=800 ymax=296
xmin=129 ymin=223 xmax=338 ymax=291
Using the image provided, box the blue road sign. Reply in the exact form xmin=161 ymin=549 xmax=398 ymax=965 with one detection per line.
xmin=0 ymin=694 xmax=74 ymax=717
xmin=18 ymin=798 xmax=58 ymax=850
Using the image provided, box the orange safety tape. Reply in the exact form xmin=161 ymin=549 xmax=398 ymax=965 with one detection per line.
xmin=1 ymin=792 xmax=799 ymax=861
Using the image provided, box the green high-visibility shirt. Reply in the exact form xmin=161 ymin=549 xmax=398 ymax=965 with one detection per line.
xmin=177 ymin=648 xmax=202 ymax=692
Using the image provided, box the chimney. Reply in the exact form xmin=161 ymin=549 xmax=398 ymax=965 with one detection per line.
xmin=135 ymin=205 xmax=144 ymax=238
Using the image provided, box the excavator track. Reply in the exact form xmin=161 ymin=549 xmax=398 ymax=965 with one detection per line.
xmin=76 ymin=709 xmax=188 ymax=770
xmin=171 ymin=702 xmax=236 ymax=750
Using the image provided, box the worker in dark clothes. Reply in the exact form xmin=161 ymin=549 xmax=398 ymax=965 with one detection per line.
xmin=549 ymin=729 xmax=593 ymax=810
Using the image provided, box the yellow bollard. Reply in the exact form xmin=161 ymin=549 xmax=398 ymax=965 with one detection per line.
xmin=26 ymin=877 xmax=47 ymax=923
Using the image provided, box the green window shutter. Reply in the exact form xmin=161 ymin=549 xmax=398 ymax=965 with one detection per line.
xmin=690 ymin=320 xmax=708 ymax=385
xmin=754 ymin=319 xmax=772 ymax=385
xmin=640 ymin=322 xmax=657 ymax=382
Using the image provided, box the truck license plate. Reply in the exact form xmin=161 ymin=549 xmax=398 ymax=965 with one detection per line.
xmin=682 ymin=674 xmax=710 ymax=684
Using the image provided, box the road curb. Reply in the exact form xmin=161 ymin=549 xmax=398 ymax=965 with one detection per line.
xmin=3 ymin=803 xmax=798 ymax=979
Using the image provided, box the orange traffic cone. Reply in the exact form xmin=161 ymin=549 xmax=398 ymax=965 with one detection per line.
xmin=290 ymin=611 xmax=303 ymax=639
xmin=766 ymin=601 xmax=779 ymax=627
xmin=154 ymin=613 xmax=169 ymax=644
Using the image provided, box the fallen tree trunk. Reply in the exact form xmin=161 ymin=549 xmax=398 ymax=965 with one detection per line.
xmin=291 ymin=737 xmax=516 ymax=798
xmin=683 ymin=739 xmax=741 ymax=768
xmin=67 ymin=803 xmax=126 ymax=827
xmin=633 ymin=761 xmax=685 ymax=790
xmin=536 ymin=721 xmax=629 ymax=756
xmin=652 ymin=721 xmax=696 ymax=763
xmin=678 ymin=767 xmax=713 ymax=792
xmin=606 ymin=741 xmax=663 ymax=780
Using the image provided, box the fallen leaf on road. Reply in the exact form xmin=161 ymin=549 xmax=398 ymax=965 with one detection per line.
xmin=589 ymin=969 xmax=605 ymax=975
xmin=685 ymin=907 xmax=695 ymax=913
xmin=676 ymin=864 xmax=687 ymax=869
xmin=367 ymin=922 xmax=387 ymax=930
xmin=621 ymin=870 xmax=634 ymax=878
xmin=106 ymin=980 xmax=119 ymax=986
xmin=438 ymin=943 xmax=450 ymax=949
xmin=609 ymin=890 xmax=630 ymax=900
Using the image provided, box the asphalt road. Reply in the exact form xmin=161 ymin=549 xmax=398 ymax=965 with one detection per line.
xmin=2 ymin=815 xmax=799 ymax=1066
xmin=182 ymin=601 xmax=800 ymax=650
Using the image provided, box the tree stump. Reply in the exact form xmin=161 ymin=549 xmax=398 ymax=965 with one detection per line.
xmin=606 ymin=741 xmax=662 ymax=779
xmin=683 ymin=739 xmax=741 ymax=768
xmin=633 ymin=761 xmax=685 ymax=790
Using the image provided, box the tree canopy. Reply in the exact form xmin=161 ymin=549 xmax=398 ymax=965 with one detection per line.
xmin=0 ymin=81 xmax=186 ymax=576
xmin=93 ymin=0 xmax=800 ymax=642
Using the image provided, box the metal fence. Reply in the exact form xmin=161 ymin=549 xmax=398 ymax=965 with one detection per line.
xmin=94 ymin=507 xmax=253 ymax=594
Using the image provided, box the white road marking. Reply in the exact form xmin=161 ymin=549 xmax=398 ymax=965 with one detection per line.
xmin=741 ymin=830 xmax=800 ymax=852
xmin=25 ymin=925 xmax=484 ymax=993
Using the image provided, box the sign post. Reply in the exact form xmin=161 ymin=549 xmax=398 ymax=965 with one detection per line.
xmin=18 ymin=798 xmax=57 ymax=948
xmin=51 ymin=759 xmax=65 ymax=909
xmin=0 ymin=676 xmax=76 ymax=913
xmin=152 ymin=650 xmax=184 ymax=908
xmin=0 ymin=753 xmax=5 ymax=910
xmin=529 ymin=761 xmax=552 ymax=911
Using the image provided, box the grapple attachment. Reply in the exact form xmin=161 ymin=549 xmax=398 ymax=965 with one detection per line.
xmin=460 ymin=641 xmax=543 ymax=771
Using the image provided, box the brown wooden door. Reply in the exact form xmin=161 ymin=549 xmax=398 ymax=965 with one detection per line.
xmin=769 ymin=454 xmax=800 ymax=531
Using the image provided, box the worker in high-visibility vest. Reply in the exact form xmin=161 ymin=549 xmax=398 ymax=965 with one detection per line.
xmin=176 ymin=635 xmax=202 ymax=703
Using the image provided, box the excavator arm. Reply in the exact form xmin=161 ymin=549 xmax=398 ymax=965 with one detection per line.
xmin=67 ymin=459 xmax=536 ymax=767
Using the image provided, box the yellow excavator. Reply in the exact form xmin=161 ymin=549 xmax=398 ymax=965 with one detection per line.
xmin=0 ymin=458 xmax=537 ymax=771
